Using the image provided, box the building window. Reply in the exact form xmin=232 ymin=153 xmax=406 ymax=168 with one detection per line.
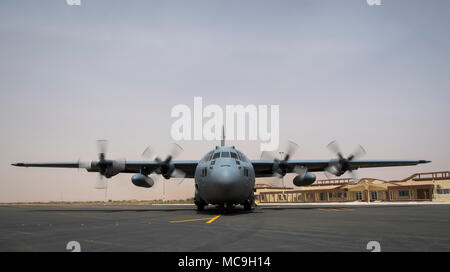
xmin=297 ymin=195 xmax=302 ymax=201
xmin=437 ymin=189 xmax=450 ymax=194
xmin=276 ymin=194 xmax=287 ymax=201
xmin=355 ymin=192 xmax=362 ymax=200
xmin=261 ymin=194 xmax=265 ymax=201
xmin=371 ymin=191 xmax=377 ymax=201
xmin=399 ymin=190 xmax=409 ymax=197
xmin=329 ymin=192 xmax=333 ymax=199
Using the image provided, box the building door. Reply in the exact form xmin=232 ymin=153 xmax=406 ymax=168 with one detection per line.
xmin=320 ymin=193 xmax=325 ymax=201
xmin=417 ymin=189 xmax=428 ymax=200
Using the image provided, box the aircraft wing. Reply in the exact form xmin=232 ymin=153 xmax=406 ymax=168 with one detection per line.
xmin=12 ymin=159 xmax=430 ymax=179
xmin=251 ymin=159 xmax=431 ymax=178
xmin=12 ymin=160 xmax=200 ymax=179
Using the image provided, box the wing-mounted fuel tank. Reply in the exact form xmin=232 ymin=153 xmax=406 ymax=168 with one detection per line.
xmin=131 ymin=174 xmax=155 ymax=188
xmin=293 ymin=172 xmax=316 ymax=186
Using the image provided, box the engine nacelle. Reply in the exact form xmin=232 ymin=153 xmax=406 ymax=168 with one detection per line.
xmin=131 ymin=174 xmax=154 ymax=188
xmin=293 ymin=172 xmax=316 ymax=187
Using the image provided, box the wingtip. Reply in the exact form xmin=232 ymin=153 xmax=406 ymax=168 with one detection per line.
xmin=11 ymin=163 xmax=24 ymax=167
xmin=419 ymin=160 xmax=431 ymax=164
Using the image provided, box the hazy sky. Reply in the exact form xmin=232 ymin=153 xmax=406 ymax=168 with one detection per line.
xmin=1 ymin=0 xmax=449 ymax=202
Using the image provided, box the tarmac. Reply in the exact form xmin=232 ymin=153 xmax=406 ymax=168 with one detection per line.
xmin=1 ymin=203 xmax=450 ymax=252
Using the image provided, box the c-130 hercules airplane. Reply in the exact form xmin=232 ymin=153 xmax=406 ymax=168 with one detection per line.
xmin=12 ymin=131 xmax=430 ymax=211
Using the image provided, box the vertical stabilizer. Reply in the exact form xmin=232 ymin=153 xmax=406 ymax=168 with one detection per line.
xmin=221 ymin=126 xmax=225 ymax=146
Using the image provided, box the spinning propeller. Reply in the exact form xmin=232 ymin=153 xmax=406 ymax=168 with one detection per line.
xmin=324 ymin=140 xmax=366 ymax=183
xmin=260 ymin=141 xmax=307 ymax=187
xmin=142 ymin=143 xmax=186 ymax=184
xmin=78 ymin=140 xmax=125 ymax=189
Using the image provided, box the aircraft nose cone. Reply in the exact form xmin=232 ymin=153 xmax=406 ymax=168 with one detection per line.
xmin=211 ymin=167 xmax=240 ymax=187
xmin=204 ymin=166 xmax=249 ymax=203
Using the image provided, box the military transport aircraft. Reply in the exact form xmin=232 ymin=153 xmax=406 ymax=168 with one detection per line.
xmin=12 ymin=134 xmax=430 ymax=211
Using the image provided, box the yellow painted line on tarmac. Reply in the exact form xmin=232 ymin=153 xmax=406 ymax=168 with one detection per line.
xmin=318 ymin=208 xmax=355 ymax=212
xmin=169 ymin=217 xmax=214 ymax=223
xmin=206 ymin=214 xmax=222 ymax=224
xmin=169 ymin=214 xmax=222 ymax=224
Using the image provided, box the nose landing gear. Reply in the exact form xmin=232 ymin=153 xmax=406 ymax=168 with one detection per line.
xmin=195 ymin=196 xmax=207 ymax=211
xmin=216 ymin=203 xmax=233 ymax=214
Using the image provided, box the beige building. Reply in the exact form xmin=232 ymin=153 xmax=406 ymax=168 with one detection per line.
xmin=255 ymin=171 xmax=450 ymax=203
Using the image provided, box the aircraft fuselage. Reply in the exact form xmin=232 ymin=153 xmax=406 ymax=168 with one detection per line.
xmin=194 ymin=146 xmax=255 ymax=207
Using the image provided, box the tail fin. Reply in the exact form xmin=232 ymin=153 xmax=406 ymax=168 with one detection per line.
xmin=221 ymin=126 xmax=225 ymax=146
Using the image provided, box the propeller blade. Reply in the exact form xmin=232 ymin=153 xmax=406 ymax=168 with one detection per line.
xmin=149 ymin=173 xmax=160 ymax=184
xmin=323 ymin=170 xmax=334 ymax=180
xmin=260 ymin=150 xmax=276 ymax=160
xmin=293 ymin=165 xmax=307 ymax=177
xmin=172 ymin=168 xmax=186 ymax=183
xmin=97 ymin=139 xmax=108 ymax=158
xmin=169 ymin=143 xmax=183 ymax=159
xmin=348 ymin=170 xmax=360 ymax=184
xmin=284 ymin=140 xmax=299 ymax=160
xmin=348 ymin=145 xmax=366 ymax=161
xmin=95 ymin=175 xmax=107 ymax=189
xmin=142 ymin=146 xmax=158 ymax=160
xmin=327 ymin=140 xmax=344 ymax=159
xmin=270 ymin=172 xmax=283 ymax=187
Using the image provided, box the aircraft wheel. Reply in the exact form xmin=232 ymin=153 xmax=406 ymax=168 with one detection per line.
xmin=194 ymin=197 xmax=207 ymax=211
xmin=196 ymin=203 xmax=205 ymax=211
xmin=217 ymin=204 xmax=225 ymax=214
xmin=243 ymin=199 xmax=256 ymax=211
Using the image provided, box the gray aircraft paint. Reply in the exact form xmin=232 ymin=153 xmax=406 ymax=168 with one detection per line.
xmin=194 ymin=145 xmax=255 ymax=205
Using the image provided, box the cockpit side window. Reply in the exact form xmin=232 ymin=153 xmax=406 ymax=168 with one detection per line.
xmin=237 ymin=151 xmax=247 ymax=162
xmin=221 ymin=152 xmax=230 ymax=158
xmin=212 ymin=152 xmax=220 ymax=160
xmin=230 ymin=152 xmax=238 ymax=159
xmin=201 ymin=153 xmax=210 ymax=162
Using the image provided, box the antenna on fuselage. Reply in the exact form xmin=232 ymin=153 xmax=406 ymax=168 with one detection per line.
xmin=221 ymin=125 xmax=225 ymax=147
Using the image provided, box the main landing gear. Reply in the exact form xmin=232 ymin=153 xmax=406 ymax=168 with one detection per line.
xmin=243 ymin=198 xmax=256 ymax=211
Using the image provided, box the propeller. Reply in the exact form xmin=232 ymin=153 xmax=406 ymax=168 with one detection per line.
xmin=142 ymin=143 xmax=186 ymax=183
xmin=260 ymin=141 xmax=305 ymax=187
xmin=324 ymin=140 xmax=366 ymax=183
xmin=95 ymin=174 xmax=107 ymax=190
xmin=78 ymin=140 xmax=125 ymax=189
